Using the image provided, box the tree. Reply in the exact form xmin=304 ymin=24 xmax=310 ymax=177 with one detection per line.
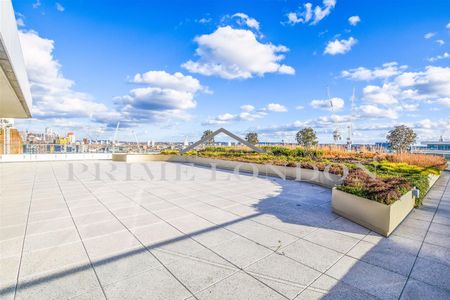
xmin=245 ymin=132 xmax=259 ymax=145
xmin=296 ymin=127 xmax=318 ymax=147
xmin=386 ymin=125 xmax=417 ymax=153
xmin=201 ymin=130 xmax=215 ymax=145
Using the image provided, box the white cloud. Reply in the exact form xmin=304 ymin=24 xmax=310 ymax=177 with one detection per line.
xmin=360 ymin=105 xmax=398 ymax=119
xmin=197 ymin=17 xmax=211 ymax=24
xmin=447 ymin=22 xmax=450 ymax=29
xmin=435 ymin=97 xmax=450 ymax=107
xmin=266 ymin=103 xmax=287 ymax=112
xmin=16 ymin=17 xmax=25 ymax=27
xmin=428 ymin=52 xmax=450 ymax=62
xmin=341 ymin=62 xmax=407 ymax=81
xmin=232 ymin=13 xmax=260 ymax=31
xmin=182 ymin=26 xmax=294 ymax=79
xmin=19 ymin=30 xmax=117 ymax=123
xmin=117 ymin=70 xmax=208 ymax=124
xmin=353 ymin=64 xmax=450 ymax=112
xmin=310 ymin=97 xmax=344 ymax=111
xmin=362 ymin=84 xmax=399 ymax=105
xmin=436 ymin=39 xmax=445 ymax=46
xmin=424 ymin=32 xmax=436 ymax=39
xmin=295 ymin=105 xmax=305 ymax=110
xmin=32 ymin=0 xmax=41 ymax=9
xmin=203 ymin=103 xmax=287 ymax=125
xmin=285 ymin=0 xmax=335 ymax=25
xmin=348 ymin=16 xmax=360 ymax=26
xmin=203 ymin=109 xmax=267 ymax=125
xmin=55 ymin=3 xmax=65 ymax=12
xmin=240 ymin=104 xmax=255 ymax=112
xmin=324 ymin=37 xmax=357 ymax=55
xmin=132 ymin=71 xmax=204 ymax=93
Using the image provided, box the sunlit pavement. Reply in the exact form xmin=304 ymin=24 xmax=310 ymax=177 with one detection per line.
xmin=1 ymin=161 xmax=449 ymax=299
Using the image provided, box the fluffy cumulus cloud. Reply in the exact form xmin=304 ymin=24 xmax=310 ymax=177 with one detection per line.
xmin=428 ymin=52 xmax=450 ymax=62
xmin=348 ymin=16 xmax=360 ymax=26
xmin=424 ymin=32 xmax=436 ymax=39
xmin=324 ymin=37 xmax=357 ymax=55
xmin=343 ymin=63 xmax=450 ymax=120
xmin=182 ymin=26 xmax=295 ymax=79
xmin=18 ymin=30 xmax=119 ymax=124
xmin=240 ymin=104 xmax=255 ymax=112
xmin=117 ymin=70 xmax=208 ymax=124
xmin=55 ymin=3 xmax=65 ymax=12
xmin=359 ymin=105 xmax=398 ymax=119
xmin=203 ymin=102 xmax=287 ymax=125
xmin=232 ymin=13 xmax=260 ymax=30
xmin=286 ymin=0 xmax=336 ymax=25
xmin=310 ymin=97 xmax=344 ymax=111
xmin=341 ymin=62 xmax=407 ymax=81
xmin=266 ymin=103 xmax=288 ymax=112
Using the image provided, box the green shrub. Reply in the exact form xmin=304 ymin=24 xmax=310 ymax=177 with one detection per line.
xmin=160 ymin=149 xmax=179 ymax=155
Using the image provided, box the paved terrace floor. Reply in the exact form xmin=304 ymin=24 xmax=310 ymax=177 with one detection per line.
xmin=1 ymin=161 xmax=450 ymax=300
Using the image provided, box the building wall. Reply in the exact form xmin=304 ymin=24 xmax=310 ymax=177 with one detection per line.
xmin=0 ymin=128 xmax=23 ymax=154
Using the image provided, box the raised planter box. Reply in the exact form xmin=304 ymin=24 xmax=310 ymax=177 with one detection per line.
xmin=332 ymin=174 xmax=441 ymax=236
xmin=332 ymin=188 xmax=414 ymax=236
xmin=111 ymin=153 xmax=341 ymax=188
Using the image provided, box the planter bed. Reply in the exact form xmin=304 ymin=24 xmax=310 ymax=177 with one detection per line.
xmin=332 ymin=174 xmax=440 ymax=236
xmin=112 ymin=153 xmax=341 ymax=188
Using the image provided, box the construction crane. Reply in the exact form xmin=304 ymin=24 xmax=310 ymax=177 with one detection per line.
xmin=112 ymin=121 xmax=120 ymax=146
xmin=346 ymin=88 xmax=356 ymax=151
xmin=328 ymin=87 xmax=341 ymax=145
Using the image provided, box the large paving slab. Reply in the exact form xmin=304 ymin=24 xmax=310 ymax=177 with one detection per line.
xmin=0 ymin=161 xmax=449 ymax=299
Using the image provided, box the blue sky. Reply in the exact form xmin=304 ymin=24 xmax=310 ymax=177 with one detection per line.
xmin=13 ymin=0 xmax=450 ymax=143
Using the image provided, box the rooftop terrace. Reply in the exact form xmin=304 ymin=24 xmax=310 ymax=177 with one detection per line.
xmin=1 ymin=161 xmax=449 ymax=299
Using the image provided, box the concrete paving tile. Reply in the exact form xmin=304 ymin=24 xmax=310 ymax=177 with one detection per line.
xmin=92 ymin=250 xmax=162 ymax=285
xmin=306 ymin=274 xmax=378 ymax=300
xmin=27 ymin=209 xmax=70 ymax=223
xmin=72 ymin=211 xmax=116 ymax=225
xmin=400 ymin=279 xmax=450 ymax=300
xmin=168 ymin=214 xmax=216 ymax=234
xmin=0 ymin=224 xmax=25 ymax=241
xmin=208 ymin=236 xmax=273 ymax=268
xmin=131 ymin=222 xmax=183 ymax=247
xmin=83 ymin=230 xmax=143 ymax=259
xmin=69 ymin=287 xmax=106 ymax=300
xmin=119 ymin=213 xmax=162 ymax=229
xmin=410 ymin=257 xmax=450 ymax=291
xmin=23 ymin=228 xmax=80 ymax=252
xmin=163 ymin=256 xmax=237 ymax=293
xmin=419 ymin=242 xmax=450 ymax=266
xmin=304 ymin=228 xmax=360 ymax=253
xmin=424 ymin=230 xmax=450 ymax=249
xmin=78 ymin=219 xmax=126 ymax=239
xmin=328 ymin=217 xmax=371 ymax=240
xmin=226 ymin=220 xmax=297 ymax=250
xmin=347 ymin=240 xmax=417 ymax=276
xmin=254 ymin=275 xmax=305 ymax=299
xmin=0 ymin=213 xmax=28 ymax=228
xmin=26 ymin=217 xmax=74 ymax=235
xmin=103 ymin=267 xmax=192 ymax=300
xmin=15 ymin=265 xmax=101 ymax=300
xmin=246 ymin=252 xmax=321 ymax=286
xmin=0 ymin=255 xmax=21 ymax=283
xmin=193 ymin=271 xmax=285 ymax=300
xmin=282 ymin=239 xmax=343 ymax=272
xmin=20 ymin=242 xmax=89 ymax=277
xmin=68 ymin=204 xmax=107 ymax=216
xmin=326 ymin=255 xmax=407 ymax=299
xmin=193 ymin=227 xmax=240 ymax=248
xmin=0 ymin=237 xmax=23 ymax=259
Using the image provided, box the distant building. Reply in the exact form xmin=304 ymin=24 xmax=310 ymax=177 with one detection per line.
xmin=0 ymin=120 xmax=23 ymax=154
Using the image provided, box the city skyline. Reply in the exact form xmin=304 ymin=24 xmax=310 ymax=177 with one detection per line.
xmin=11 ymin=0 xmax=450 ymax=143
